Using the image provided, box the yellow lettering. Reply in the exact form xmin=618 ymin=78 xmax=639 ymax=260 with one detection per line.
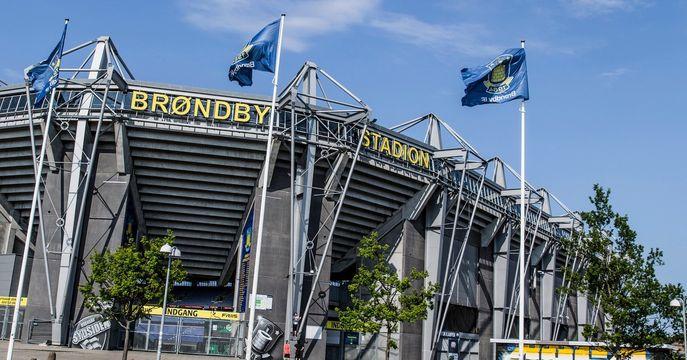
xmin=408 ymin=147 xmax=419 ymax=164
xmin=131 ymin=91 xmax=148 ymax=111
xmin=379 ymin=137 xmax=391 ymax=155
xmin=151 ymin=93 xmax=169 ymax=113
xmin=171 ymin=96 xmax=191 ymax=115
xmin=254 ymin=105 xmax=270 ymax=124
xmin=214 ymin=101 xmax=231 ymax=120
xmin=419 ymin=150 xmax=430 ymax=169
xmin=392 ymin=140 xmax=405 ymax=159
xmin=234 ymin=103 xmax=251 ymax=122
xmin=362 ymin=131 xmax=370 ymax=147
xmin=370 ymin=132 xmax=381 ymax=151
xmin=194 ymin=98 xmax=211 ymax=118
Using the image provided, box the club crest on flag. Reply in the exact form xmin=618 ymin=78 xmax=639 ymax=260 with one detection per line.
xmin=233 ymin=44 xmax=254 ymax=65
xmin=460 ymin=47 xmax=529 ymax=107
xmin=483 ymin=55 xmax=513 ymax=95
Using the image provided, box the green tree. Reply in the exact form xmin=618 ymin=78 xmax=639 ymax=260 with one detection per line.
xmin=336 ymin=232 xmax=439 ymax=360
xmin=559 ymin=185 xmax=684 ymax=359
xmin=80 ymin=231 xmax=186 ymax=360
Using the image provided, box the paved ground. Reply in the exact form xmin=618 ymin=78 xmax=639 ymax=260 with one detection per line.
xmin=0 ymin=341 xmax=238 ymax=360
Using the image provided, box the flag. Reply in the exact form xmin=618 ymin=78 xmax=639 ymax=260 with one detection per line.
xmin=228 ymin=19 xmax=280 ymax=87
xmin=460 ymin=48 xmax=529 ymax=107
xmin=25 ymin=20 xmax=69 ymax=107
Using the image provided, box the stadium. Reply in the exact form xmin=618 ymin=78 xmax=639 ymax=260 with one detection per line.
xmin=0 ymin=36 xmax=632 ymax=359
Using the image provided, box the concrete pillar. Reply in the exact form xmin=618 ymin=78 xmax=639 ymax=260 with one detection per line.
xmin=576 ymin=292 xmax=589 ymax=341
xmin=492 ymin=223 xmax=512 ymax=339
xmin=1 ymin=222 xmax=16 ymax=255
xmin=540 ymin=248 xmax=555 ymax=340
xmin=421 ymin=190 xmax=447 ymax=360
xmin=396 ymin=219 xmax=425 ymax=359
xmin=477 ymin=234 xmax=495 ymax=360
xmin=24 ymin=148 xmax=131 ymax=344
xmin=244 ymin=164 xmax=292 ymax=359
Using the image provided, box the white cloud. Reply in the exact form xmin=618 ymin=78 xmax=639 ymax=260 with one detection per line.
xmin=180 ymin=0 xmax=500 ymax=57
xmin=600 ymin=67 xmax=629 ymax=77
xmin=369 ymin=12 xmax=502 ymax=58
xmin=565 ymin=0 xmax=649 ymax=16
xmin=180 ymin=0 xmax=381 ymax=52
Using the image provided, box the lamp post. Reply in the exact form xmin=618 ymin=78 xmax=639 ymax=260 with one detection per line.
xmin=157 ymin=244 xmax=181 ymax=360
xmin=671 ymin=298 xmax=687 ymax=358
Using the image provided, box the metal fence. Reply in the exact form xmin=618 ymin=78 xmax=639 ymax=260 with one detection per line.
xmin=0 ymin=306 xmax=23 ymax=340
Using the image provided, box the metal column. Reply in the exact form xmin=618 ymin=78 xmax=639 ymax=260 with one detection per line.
xmin=52 ymin=38 xmax=108 ymax=344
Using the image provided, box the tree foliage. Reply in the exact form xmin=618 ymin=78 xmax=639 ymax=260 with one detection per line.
xmin=80 ymin=231 xmax=186 ymax=360
xmin=336 ymin=232 xmax=439 ymax=360
xmin=559 ymin=185 xmax=684 ymax=359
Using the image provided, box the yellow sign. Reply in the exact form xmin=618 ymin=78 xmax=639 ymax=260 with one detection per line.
xmin=0 ymin=296 xmax=27 ymax=307
xmin=129 ymin=90 xmax=272 ymax=125
xmin=144 ymin=306 xmax=240 ymax=321
xmin=362 ymin=130 xmax=432 ymax=170
xmin=326 ymin=320 xmax=344 ymax=330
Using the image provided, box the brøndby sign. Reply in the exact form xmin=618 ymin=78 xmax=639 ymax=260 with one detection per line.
xmin=130 ymin=90 xmax=272 ymax=125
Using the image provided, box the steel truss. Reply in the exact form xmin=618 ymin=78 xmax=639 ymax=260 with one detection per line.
xmin=276 ymin=62 xmax=372 ymax=350
xmin=12 ymin=36 xmax=132 ymax=346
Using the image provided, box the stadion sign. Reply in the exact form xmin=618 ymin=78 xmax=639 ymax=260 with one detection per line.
xmin=129 ymin=89 xmax=434 ymax=171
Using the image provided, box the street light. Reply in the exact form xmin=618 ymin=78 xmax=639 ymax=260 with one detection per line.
xmin=671 ymin=298 xmax=686 ymax=358
xmin=156 ymin=244 xmax=181 ymax=360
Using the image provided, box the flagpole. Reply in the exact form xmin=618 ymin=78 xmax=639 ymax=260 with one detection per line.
xmin=246 ymin=14 xmax=285 ymax=360
xmin=7 ymin=19 xmax=69 ymax=359
xmin=518 ymin=39 xmax=526 ymax=360
xmin=6 ymin=88 xmax=57 ymax=360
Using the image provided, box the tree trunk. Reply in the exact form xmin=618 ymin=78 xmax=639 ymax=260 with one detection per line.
xmin=122 ymin=320 xmax=131 ymax=360
xmin=385 ymin=329 xmax=391 ymax=360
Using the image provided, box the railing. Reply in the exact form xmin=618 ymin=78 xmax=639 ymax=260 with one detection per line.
xmin=27 ymin=319 xmax=51 ymax=344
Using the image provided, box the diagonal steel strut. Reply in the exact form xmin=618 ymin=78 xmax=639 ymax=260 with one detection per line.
xmin=295 ymin=122 xmax=369 ymax=339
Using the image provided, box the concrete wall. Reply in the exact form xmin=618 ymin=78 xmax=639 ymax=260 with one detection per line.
xmin=23 ymin=145 xmax=130 ymax=344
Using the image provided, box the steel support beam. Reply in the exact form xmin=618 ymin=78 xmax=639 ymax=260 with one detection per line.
xmin=288 ymin=66 xmax=318 ymax=346
xmin=295 ymin=123 xmax=368 ymax=342
xmin=52 ymin=38 xmax=108 ymax=344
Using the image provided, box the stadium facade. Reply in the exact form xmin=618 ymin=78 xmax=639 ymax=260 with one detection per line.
xmin=0 ymin=37 xmax=600 ymax=359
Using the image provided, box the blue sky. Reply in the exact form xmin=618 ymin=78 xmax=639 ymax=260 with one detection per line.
xmin=1 ymin=0 xmax=685 ymax=285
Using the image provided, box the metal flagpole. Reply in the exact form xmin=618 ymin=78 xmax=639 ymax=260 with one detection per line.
xmin=246 ymin=14 xmax=285 ymax=360
xmin=24 ymin=84 xmax=55 ymax=320
xmin=6 ymin=88 xmax=57 ymax=360
xmin=518 ymin=39 xmax=526 ymax=360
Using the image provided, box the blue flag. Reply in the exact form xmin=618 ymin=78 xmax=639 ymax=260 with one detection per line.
xmin=228 ymin=19 xmax=280 ymax=87
xmin=460 ymin=48 xmax=529 ymax=107
xmin=25 ymin=21 xmax=69 ymax=107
